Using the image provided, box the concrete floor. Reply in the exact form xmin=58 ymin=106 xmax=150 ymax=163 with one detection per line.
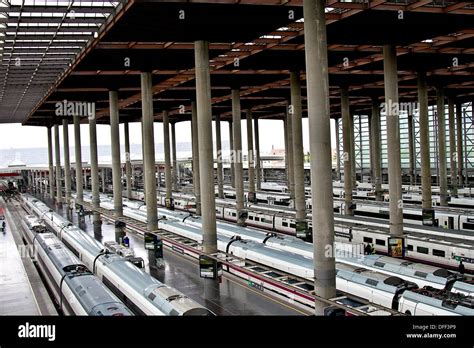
xmin=41 ymin=194 xmax=306 ymax=316
xmin=0 ymin=199 xmax=41 ymax=315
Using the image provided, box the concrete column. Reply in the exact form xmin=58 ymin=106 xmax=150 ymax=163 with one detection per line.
xmin=31 ymin=171 xmax=34 ymax=192
xmin=124 ymin=122 xmax=132 ymax=199
xmin=228 ymin=120 xmax=235 ymax=188
xmin=383 ymin=44 xmax=403 ymax=236
xmin=47 ymin=127 xmax=54 ymax=198
xmin=335 ymin=118 xmax=341 ymax=180
xmin=73 ymin=115 xmax=83 ymax=203
xmin=38 ymin=171 xmax=42 ymax=194
xmin=370 ymin=98 xmax=383 ymax=201
xmin=89 ymin=110 xmax=101 ymax=232
xmin=448 ymin=99 xmax=457 ymax=196
xmin=283 ymin=116 xmax=289 ymax=187
xmin=436 ymin=88 xmax=448 ymax=206
xmin=232 ymin=89 xmax=245 ymax=225
xmin=215 ymin=115 xmax=224 ymax=198
xmin=417 ymin=72 xmax=432 ymax=210
xmin=286 ymin=102 xmax=295 ymax=200
xmin=195 ymin=40 xmax=218 ymax=253
xmin=246 ymin=110 xmax=255 ymax=197
xmin=456 ymin=103 xmax=464 ymax=186
xmin=191 ymin=101 xmax=202 ymax=215
xmin=350 ymin=111 xmax=356 ymax=187
xmin=171 ymin=122 xmax=178 ymax=191
xmin=290 ymin=71 xmax=306 ymax=223
xmin=407 ymin=114 xmax=415 ymax=185
xmin=54 ymin=124 xmax=62 ymax=205
xmin=109 ymin=91 xmax=124 ymax=242
xmin=163 ymin=110 xmax=172 ymax=204
xmin=254 ymin=116 xmax=262 ymax=190
xmin=141 ymin=72 xmax=158 ymax=231
xmin=303 ymin=0 xmax=336 ymax=313
xmin=83 ymin=169 xmax=88 ymax=190
xmin=101 ymin=168 xmax=106 ymax=193
xmin=341 ymin=88 xmax=353 ymax=215
xmin=62 ymin=119 xmax=71 ymax=207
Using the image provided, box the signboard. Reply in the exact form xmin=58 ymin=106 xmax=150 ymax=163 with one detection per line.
xmin=295 ymin=220 xmax=308 ymax=239
xmin=422 ymin=208 xmax=435 ymax=226
xmin=388 ymin=237 xmax=404 ymax=258
xmin=144 ymin=232 xmax=157 ymax=251
xmin=165 ymin=198 xmax=174 ymax=209
xmin=248 ymin=192 xmax=256 ymax=203
xmin=199 ymin=255 xmax=222 ymax=279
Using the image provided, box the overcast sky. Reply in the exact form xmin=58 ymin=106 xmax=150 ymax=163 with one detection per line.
xmin=0 ymin=119 xmax=337 ymax=155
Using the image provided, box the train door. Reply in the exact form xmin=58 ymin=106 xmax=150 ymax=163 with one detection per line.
xmin=448 ymin=216 xmax=454 ymax=229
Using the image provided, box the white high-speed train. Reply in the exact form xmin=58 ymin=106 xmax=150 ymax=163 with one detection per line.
xmin=20 ymin=195 xmax=214 ymax=316
xmin=116 ymin=189 xmax=474 ymax=274
xmin=82 ymin=190 xmax=474 ymax=273
xmin=79 ymin=192 xmax=474 ymax=315
xmin=22 ymin=215 xmax=133 ymax=316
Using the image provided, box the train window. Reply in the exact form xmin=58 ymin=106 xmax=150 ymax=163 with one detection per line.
xmin=290 ymin=223 xmax=296 ymax=229
xmin=375 ymin=239 xmax=385 ymax=246
xmin=432 ymin=249 xmax=445 ymax=258
xmin=282 ymin=222 xmax=288 ymax=227
xmin=363 ymin=237 xmax=373 ymax=244
xmin=248 ymin=216 xmax=253 ymax=220
xmin=365 ymin=279 xmax=379 ymax=287
xmin=416 ymin=246 xmax=429 ymax=254
xmin=255 ymin=217 xmax=260 ymax=222
xmin=414 ymin=271 xmax=428 ymax=278
xmin=407 ymin=244 xmax=413 ymax=251
xmin=232 ymin=213 xmax=236 ymax=217
xmin=462 ymin=222 xmax=474 ymax=230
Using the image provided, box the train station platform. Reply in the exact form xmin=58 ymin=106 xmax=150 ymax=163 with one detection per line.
xmin=0 ymin=198 xmax=57 ymax=315
xmin=41 ymin=196 xmax=308 ymax=316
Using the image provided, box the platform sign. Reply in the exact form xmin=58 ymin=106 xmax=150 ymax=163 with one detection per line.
xmin=165 ymin=197 xmax=174 ymax=210
xmin=199 ymin=255 xmax=222 ymax=279
xmin=144 ymin=232 xmax=163 ymax=257
xmin=144 ymin=232 xmax=157 ymax=250
xmin=295 ymin=220 xmax=308 ymax=239
xmin=422 ymin=208 xmax=435 ymax=226
xmin=388 ymin=237 xmax=404 ymax=258
xmin=145 ymin=232 xmax=164 ymax=270
xmin=248 ymin=192 xmax=256 ymax=203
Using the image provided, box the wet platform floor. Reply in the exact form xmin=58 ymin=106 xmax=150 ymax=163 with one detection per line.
xmin=0 ymin=199 xmax=41 ymax=315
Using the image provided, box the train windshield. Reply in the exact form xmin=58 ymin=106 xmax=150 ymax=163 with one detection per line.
xmin=433 ymin=268 xmax=456 ymax=279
